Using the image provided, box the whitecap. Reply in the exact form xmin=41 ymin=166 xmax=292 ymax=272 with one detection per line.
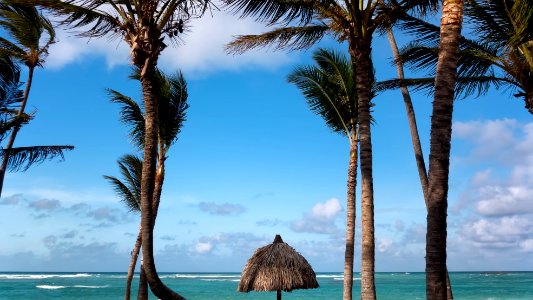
xmin=0 ymin=273 xmax=91 ymax=280
xmin=36 ymin=285 xmax=66 ymax=289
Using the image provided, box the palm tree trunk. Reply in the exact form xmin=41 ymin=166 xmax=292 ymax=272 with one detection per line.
xmin=0 ymin=66 xmax=35 ymax=197
xmin=386 ymin=28 xmax=453 ymax=299
xmin=350 ymin=39 xmax=376 ymax=300
xmin=125 ymin=225 xmax=142 ymax=300
xmin=139 ymin=65 xmax=185 ymax=300
xmin=138 ymin=260 xmax=148 ymax=300
xmin=426 ymin=0 xmax=464 ymax=299
xmin=343 ymin=134 xmax=358 ymax=300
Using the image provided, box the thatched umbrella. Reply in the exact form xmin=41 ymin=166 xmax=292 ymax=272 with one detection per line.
xmin=238 ymin=234 xmax=319 ymax=300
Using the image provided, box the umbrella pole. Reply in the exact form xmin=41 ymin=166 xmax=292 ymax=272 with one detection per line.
xmin=277 ymin=289 xmax=281 ymax=300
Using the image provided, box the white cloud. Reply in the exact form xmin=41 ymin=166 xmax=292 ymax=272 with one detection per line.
xmin=44 ymin=10 xmax=293 ymax=75
xmin=377 ymin=238 xmax=393 ymax=253
xmin=195 ymin=242 xmax=213 ymax=254
xmin=311 ymin=198 xmax=343 ymax=220
xmin=291 ymin=198 xmax=343 ymax=234
xmin=475 ymin=185 xmax=533 ymax=216
xmin=519 ymin=239 xmax=533 ymax=252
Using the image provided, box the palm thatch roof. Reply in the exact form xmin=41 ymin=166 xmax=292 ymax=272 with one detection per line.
xmin=238 ymin=234 xmax=319 ymax=294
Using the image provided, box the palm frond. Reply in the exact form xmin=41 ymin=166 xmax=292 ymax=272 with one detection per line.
xmin=0 ymin=145 xmax=74 ymax=172
xmin=377 ymin=76 xmax=508 ymax=99
xmin=103 ymin=154 xmax=142 ymax=212
xmin=158 ymin=70 xmax=189 ymax=150
xmin=398 ymin=0 xmax=440 ymax=16
xmin=222 ymin=0 xmax=324 ymax=26
xmin=107 ymin=88 xmax=145 ymax=150
xmin=0 ymin=2 xmax=55 ymax=66
xmin=226 ymin=24 xmax=329 ymax=54
xmin=0 ymin=54 xmax=23 ymax=109
xmin=13 ymin=0 xmax=118 ymax=39
xmin=288 ymin=48 xmax=357 ymax=137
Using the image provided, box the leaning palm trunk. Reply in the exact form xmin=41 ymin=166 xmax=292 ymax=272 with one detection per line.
xmin=386 ymin=28 xmax=453 ymax=299
xmin=343 ymin=132 xmax=358 ymax=300
xmin=0 ymin=66 xmax=35 ymax=196
xmin=137 ymin=150 xmax=166 ymax=299
xmin=125 ymin=226 xmax=142 ymax=300
xmin=426 ymin=0 xmax=464 ymax=299
xmin=139 ymin=66 xmax=184 ymax=300
xmin=349 ymin=40 xmax=376 ymax=300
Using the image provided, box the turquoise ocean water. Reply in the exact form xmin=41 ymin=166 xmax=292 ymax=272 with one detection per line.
xmin=0 ymin=272 xmax=532 ymax=299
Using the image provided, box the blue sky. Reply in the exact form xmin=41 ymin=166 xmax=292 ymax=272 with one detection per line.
xmin=1 ymin=8 xmax=532 ymax=273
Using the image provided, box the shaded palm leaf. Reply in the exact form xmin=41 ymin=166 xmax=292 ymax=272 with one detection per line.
xmin=104 ymin=154 xmax=142 ymax=212
xmin=223 ymin=0 xmax=322 ymax=26
xmin=288 ymin=48 xmax=358 ymax=137
xmin=158 ymin=70 xmax=188 ymax=151
xmin=112 ymin=68 xmax=188 ymax=151
xmin=226 ymin=24 xmax=329 ymax=54
xmin=397 ymin=0 xmax=532 ymax=106
xmin=107 ymin=89 xmax=145 ymax=150
xmin=0 ymin=55 xmax=23 ymax=109
xmin=0 ymin=145 xmax=74 ymax=171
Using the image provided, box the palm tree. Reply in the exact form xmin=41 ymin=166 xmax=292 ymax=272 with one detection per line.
xmin=104 ymin=154 xmax=144 ymax=300
xmin=383 ymin=25 xmax=454 ymax=300
xmin=0 ymin=53 xmax=73 ymax=194
xmin=400 ymin=0 xmax=466 ymax=297
xmin=288 ymin=48 xmax=366 ymax=300
xmin=23 ymin=0 xmax=204 ymax=297
xmin=392 ymin=0 xmax=532 ymax=115
xmin=0 ymin=2 xmax=62 ymax=196
xmin=107 ymin=69 xmax=188 ymax=300
xmin=223 ymin=1 xmax=404 ymax=297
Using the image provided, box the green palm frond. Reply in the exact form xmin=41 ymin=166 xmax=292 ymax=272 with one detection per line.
xmin=158 ymin=70 xmax=188 ymax=150
xmin=0 ymin=2 xmax=55 ymax=66
xmin=103 ymin=154 xmax=143 ymax=212
xmin=0 ymin=114 xmax=30 ymax=138
xmin=398 ymin=0 xmax=440 ymax=16
xmin=13 ymin=0 xmax=118 ymax=39
xmin=377 ymin=76 xmax=508 ymax=99
xmin=0 ymin=145 xmax=74 ymax=172
xmin=110 ymin=67 xmax=189 ymax=151
xmin=226 ymin=24 xmax=329 ymax=54
xmin=288 ymin=48 xmax=358 ymax=138
xmin=107 ymin=89 xmax=145 ymax=150
xmin=223 ymin=0 xmax=323 ymax=26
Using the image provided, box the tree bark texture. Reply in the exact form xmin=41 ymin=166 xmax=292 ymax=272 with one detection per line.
xmin=0 ymin=66 xmax=35 ymax=197
xmin=426 ymin=0 xmax=464 ymax=299
xmin=349 ymin=38 xmax=376 ymax=300
xmin=387 ymin=27 xmax=454 ymax=300
xmin=138 ymin=260 xmax=148 ymax=300
xmin=125 ymin=226 xmax=142 ymax=300
xmin=343 ymin=135 xmax=358 ymax=300
xmin=139 ymin=65 xmax=185 ymax=300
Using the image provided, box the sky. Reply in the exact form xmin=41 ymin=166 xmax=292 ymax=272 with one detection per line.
xmin=0 ymin=6 xmax=532 ymax=273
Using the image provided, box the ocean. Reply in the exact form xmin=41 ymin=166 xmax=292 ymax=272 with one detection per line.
xmin=0 ymin=272 xmax=532 ymax=299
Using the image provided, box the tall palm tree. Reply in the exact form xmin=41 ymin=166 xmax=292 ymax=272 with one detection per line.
xmin=23 ymin=0 xmax=205 ymax=297
xmin=400 ymin=0 xmax=466 ymax=297
xmin=288 ymin=48 xmax=367 ymax=300
xmin=383 ymin=26 xmax=454 ymax=299
xmin=0 ymin=2 xmax=60 ymax=195
xmin=107 ymin=69 xmax=188 ymax=300
xmin=0 ymin=53 xmax=73 ymax=193
xmin=392 ymin=0 xmax=532 ymax=115
xmin=224 ymin=1 xmax=404 ymax=297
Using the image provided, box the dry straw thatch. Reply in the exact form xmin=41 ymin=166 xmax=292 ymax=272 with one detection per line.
xmin=238 ymin=234 xmax=319 ymax=299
